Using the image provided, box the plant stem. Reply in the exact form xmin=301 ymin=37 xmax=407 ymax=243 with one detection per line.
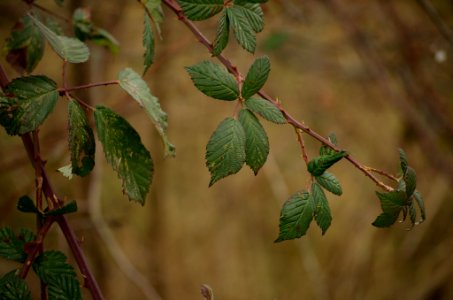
xmin=161 ymin=0 xmax=393 ymax=192
xmin=58 ymin=80 xmax=119 ymax=95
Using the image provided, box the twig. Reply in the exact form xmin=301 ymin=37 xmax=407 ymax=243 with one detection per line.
xmin=29 ymin=2 xmax=70 ymax=23
xmin=364 ymin=166 xmax=399 ymax=182
xmin=161 ymin=0 xmax=393 ymax=192
xmin=295 ymin=128 xmax=309 ymax=166
xmin=58 ymin=80 xmax=119 ymax=95
xmin=416 ymin=0 xmax=453 ymax=46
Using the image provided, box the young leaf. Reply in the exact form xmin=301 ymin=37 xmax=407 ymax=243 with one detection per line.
xmin=372 ymin=212 xmax=400 ymax=228
xmin=143 ymin=13 xmax=155 ymax=74
xmin=244 ymin=97 xmax=286 ymax=124
xmin=242 ymin=56 xmax=270 ymax=100
xmin=68 ymin=99 xmax=95 ymax=177
xmin=177 ymin=0 xmax=224 ymax=21
xmin=5 ymin=15 xmax=45 ymax=74
xmin=307 ymin=151 xmax=348 ymax=177
xmin=94 ymin=106 xmax=153 ymax=204
xmin=16 ymin=196 xmax=39 ymax=214
xmin=29 ymin=14 xmax=89 ymax=63
xmin=118 ymin=68 xmax=175 ymax=157
xmin=212 ymin=10 xmax=230 ymax=56
xmin=319 ymin=133 xmax=338 ymax=156
xmin=1 ymin=75 xmax=58 ymax=135
xmin=226 ymin=6 xmax=256 ymax=53
xmin=376 ymin=190 xmax=406 ymax=215
xmin=47 ymin=275 xmax=82 ymax=300
xmin=238 ymin=109 xmax=269 ymax=175
xmin=315 ymin=171 xmax=342 ymax=196
xmin=44 ymin=201 xmax=78 ymax=216
xmin=403 ymin=166 xmax=416 ymax=197
xmin=274 ymin=190 xmax=314 ymax=242
xmin=0 ymin=270 xmax=32 ymax=300
xmin=185 ymin=60 xmax=239 ymax=100
xmin=233 ymin=2 xmax=264 ymax=33
xmin=206 ymin=118 xmax=246 ymax=186
xmin=311 ymin=182 xmax=332 ymax=235
xmin=32 ymin=251 xmax=77 ymax=283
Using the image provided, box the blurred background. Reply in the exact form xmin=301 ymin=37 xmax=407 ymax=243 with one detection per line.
xmin=1 ymin=0 xmax=453 ymax=299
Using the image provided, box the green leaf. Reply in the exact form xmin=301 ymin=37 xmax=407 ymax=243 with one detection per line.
xmin=0 ymin=227 xmax=34 ymax=263
xmin=1 ymin=75 xmax=58 ymax=135
xmin=307 ymin=151 xmax=348 ymax=177
xmin=206 ymin=118 xmax=246 ymax=186
xmin=226 ymin=6 xmax=256 ymax=53
xmin=58 ymin=164 xmax=73 ymax=180
xmin=47 ymin=275 xmax=82 ymax=300
xmin=311 ymin=182 xmax=332 ymax=235
xmin=315 ymin=171 xmax=342 ymax=196
xmin=94 ymin=106 xmax=154 ymax=204
xmin=73 ymin=8 xmax=119 ymax=54
xmin=376 ymin=190 xmax=406 ymax=215
xmin=29 ymin=14 xmax=89 ymax=63
xmin=403 ymin=166 xmax=416 ymax=197
xmin=233 ymin=2 xmax=264 ymax=33
xmin=45 ymin=201 xmax=78 ymax=216
xmin=143 ymin=14 xmax=155 ymax=74
xmin=68 ymin=100 xmax=95 ymax=177
xmin=32 ymin=251 xmax=77 ymax=283
xmin=185 ymin=60 xmax=239 ymax=101
xmin=238 ymin=109 xmax=269 ymax=175
xmin=274 ymin=190 xmax=314 ymax=242
xmin=118 ymin=68 xmax=175 ymax=157
xmin=0 ymin=270 xmax=32 ymax=300
xmin=399 ymin=148 xmax=408 ymax=174
xmin=244 ymin=97 xmax=286 ymax=124
xmin=413 ymin=191 xmax=426 ymax=221
xmin=142 ymin=0 xmax=164 ymax=38
xmin=212 ymin=10 xmax=230 ymax=56
xmin=372 ymin=212 xmax=400 ymax=228
xmin=177 ymin=0 xmax=224 ymax=21
xmin=319 ymin=133 xmax=338 ymax=156
xmin=5 ymin=15 xmax=45 ymax=74
xmin=17 ymin=196 xmax=39 ymax=214
xmin=242 ymin=56 xmax=270 ymax=100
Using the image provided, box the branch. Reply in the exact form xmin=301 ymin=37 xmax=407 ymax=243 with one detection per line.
xmin=161 ymin=0 xmax=393 ymax=192
xmin=416 ymin=0 xmax=453 ymax=46
xmin=58 ymin=80 xmax=119 ymax=95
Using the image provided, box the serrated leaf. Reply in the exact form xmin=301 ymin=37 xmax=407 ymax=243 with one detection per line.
xmin=242 ymin=56 xmax=270 ymax=100
xmin=94 ymin=106 xmax=153 ymax=204
xmin=0 ymin=227 xmax=32 ymax=263
xmin=58 ymin=164 xmax=73 ymax=179
xmin=376 ymin=190 xmax=406 ymax=215
xmin=45 ymin=201 xmax=78 ymax=216
xmin=413 ymin=191 xmax=426 ymax=221
xmin=399 ymin=148 xmax=408 ymax=174
xmin=185 ymin=60 xmax=239 ymax=100
xmin=29 ymin=14 xmax=89 ymax=63
xmin=118 ymin=68 xmax=175 ymax=157
xmin=315 ymin=171 xmax=342 ymax=196
xmin=233 ymin=2 xmax=264 ymax=33
xmin=143 ymin=14 xmax=155 ymax=74
xmin=1 ymin=75 xmax=58 ymax=135
xmin=274 ymin=190 xmax=314 ymax=242
xmin=68 ymin=100 xmax=95 ymax=177
xmin=177 ymin=0 xmax=224 ymax=21
xmin=311 ymin=182 xmax=332 ymax=235
xmin=238 ymin=109 xmax=269 ymax=175
xmin=372 ymin=212 xmax=400 ymax=228
xmin=403 ymin=166 xmax=416 ymax=197
xmin=212 ymin=10 xmax=230 ymax=56
xmin=47 ymin=275 xmax=82 ymax=300
xmin=0 ymin=270 xmax=32 ymax=300
xmin=244 ymin=97 xmax=286 ymax=124
xmin=5 ymin=15 xmax=45 ymax=74
xmin=16 ymin=196 xmax=39 ymax=214
xmin=142 ymin=0 xmax=164 ymax=38
xmin=206 ymin=118 xmax=246 ymax=186
xmin=319 ymin=133 xmax=338 ymax=156
xmin=307 ymin=151 xmax=348 ymax=177
xmin=226 ymin=6 xmax=256 ymax=53
xmin=32 ymin=251 xmax=77 ymax=283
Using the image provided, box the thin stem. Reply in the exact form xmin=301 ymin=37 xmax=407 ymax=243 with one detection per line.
xmin=416 ymin=0 xmax=453 ymax=46
xmin=58 ymin=80 xmax=119 ymax=95
xmin=30 ymin=2 xmax=70 ymax=23
xmin=295 ymin=128 xmax=309 ymax=166
xmin=364 ymin=166 xmax=399 ymax=182
xmin=161 ymin=0 xmax=393 ymax=192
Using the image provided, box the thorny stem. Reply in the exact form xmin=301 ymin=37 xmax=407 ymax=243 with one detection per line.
xmin=0 ymin=64 xmax=105 ymax=300
xmin=295 ymin=128 xmax=309 ymax=166
xmin=162 ymin=0 xmax=393 ymax=192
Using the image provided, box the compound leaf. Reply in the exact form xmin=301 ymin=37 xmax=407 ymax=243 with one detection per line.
xmin=226 ymin=6 xmax=256 ymax=53
xmin=242 ymin=56 xmax=270 ymax=100
xmin=143 ymin=14 xmax=155 ymax=74
xmin=5 ymin=15 xmax=45 ymax=74
xmin=244 ymin=97 xmax=286 ymax=124
xmin=68 ymin=99 xmax=95 ymax=177
xmin=311 ymin=182 xmax=332 ymax=235
xmin=0 ymin=270 xmax=32 ymax=300
xmin=118 ymin=68 xmax=175 ymax=157
xmin=29 ymin=14 xmax=89 ymax=63
xmin=315 ymin=171 xmax=342 ymax=196
xmin=94 ymin=106 xmax=153 ymax=204
xmin=206 ymin=118 xmax=246 ymax=186
xmin=1 ymin=75 xmax=58 ymax=135
xmin=307 ymin=151 xmax=348 ymax=177
xmin=178 ymin=0 xmax=224 ymax=21
xmin=238 ymin=109 xmax=269 ymax=175
xmin=212 ymin=10 xmax=230 ymax=56
xmin=275 ymin=190 xmax=314 ymax=242
xmin=185 ymin=60 xmax=239 ymax=101
xmin=233 ymin=2 xmax=264 ymax=33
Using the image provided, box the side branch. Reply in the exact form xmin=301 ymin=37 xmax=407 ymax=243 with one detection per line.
xmin=58 ymin=80 xmax=119 ymax=95
xmin=162 ymin=0 xmax=393 ymax=192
